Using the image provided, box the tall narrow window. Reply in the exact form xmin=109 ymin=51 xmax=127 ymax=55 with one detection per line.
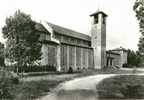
xmin=94 ymin=15 xmax=98 ymax=24
xmin=103 ymin=17 xmax=106 ymax=24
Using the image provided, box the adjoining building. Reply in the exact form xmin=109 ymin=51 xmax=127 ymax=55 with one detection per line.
xmin=35 ymin=11 xmax=127 ymax=71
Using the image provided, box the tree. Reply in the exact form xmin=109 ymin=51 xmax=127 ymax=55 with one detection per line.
xmin=0 ymin=42 xmax=4 ymax=66
xmin=133 ymin=0 xmax=144 ymax=55
xmin=2 ymin=10 xmax=41 ymax=69
xmin=127 ymin=49 xmax=141 ymax=67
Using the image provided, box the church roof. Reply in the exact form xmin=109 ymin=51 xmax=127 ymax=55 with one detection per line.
xmin=35 ymin=23 xmax=49 ymax=33
xmin=46 ymin=22 xmax=91 ymax=41
xmin=90 ymin=11 xmax=107 ymax=17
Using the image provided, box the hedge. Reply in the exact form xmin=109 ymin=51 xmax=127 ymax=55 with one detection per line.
xmin=7 ymin=65 xmax=57 ymax=73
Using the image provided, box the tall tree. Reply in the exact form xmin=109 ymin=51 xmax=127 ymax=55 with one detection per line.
xmin=0 ymin=42 xmax=4 ymax=66
xmin=2 ymin=10 xmax=41 ymax=68
xmin=133 ymin=0 xmax=144 ymax=56
xmin=127 ymin=49 xmax=141 ymax=67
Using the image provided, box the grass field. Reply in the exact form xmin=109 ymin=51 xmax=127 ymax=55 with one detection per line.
xmin=96 ymin=75 xmax=144 ymax=99
xmin=1 ymin=68 xmax=144 ymax=100
xmin=10 ymin=80 xmax=62 ymax=100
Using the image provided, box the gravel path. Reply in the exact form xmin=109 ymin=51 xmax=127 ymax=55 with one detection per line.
xmin=39 ymin=73 xmax=144 ymax=100
xmin=55 ymin=74 xmax=116 ymax=91
xmin=39 ymin=74 xmax=116 ymax=100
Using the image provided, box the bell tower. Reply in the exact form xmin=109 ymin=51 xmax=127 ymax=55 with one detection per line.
xmin=90 ymin=11 xmax=107 ymax=69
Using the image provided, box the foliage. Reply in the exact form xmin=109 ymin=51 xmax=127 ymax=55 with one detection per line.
xmin=2 ymin=10 xmax=41 ymax=67
xmin=0 ymin=70 xmax=19 ymax=99
xmin=0 ymin=71 xmax=60 ymax=100
xmin=7 ymin=65 xmax=56 ymax=73
xmin=68 ymin=67 xmax=73 ymax=73
xmin=133 ymin=0 xmax=144 ymax=56
xmin=9 ymin=80 xmax=62 ymax=100
xmin=126 ymin=49 xmax=141 ymax=67
xmin=0 ymin=42 xmax=5 ymax=66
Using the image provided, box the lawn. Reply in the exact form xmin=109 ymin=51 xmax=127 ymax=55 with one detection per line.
xmin=10 ymin=80 xmax=62 ymax=100
xmin=1 ymin=68 xmax=143 ymax=100
xmin=96 ymin=75 xmax=144 ymax=99
xmin=0 ymin=71 xmax=81 ymax=100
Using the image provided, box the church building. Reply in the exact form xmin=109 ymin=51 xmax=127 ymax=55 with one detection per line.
xmin=35 ymin=11 xmax=127 ymax=72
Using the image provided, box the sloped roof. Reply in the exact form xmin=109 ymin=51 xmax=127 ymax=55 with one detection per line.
xmin=106 ymin=51 xmax=120 ymax=55
xmin=90 ymin=11 xmax=107 ymax=17
xmin=111 ymin=47 xmax=127 ymax=52
xmin=46 ymin=22 xmax=91 ymax=41
xmin=35 ymin=23 xmax=49 ymax=33
xmin=35 ymin=22 xmax=91 ymax=41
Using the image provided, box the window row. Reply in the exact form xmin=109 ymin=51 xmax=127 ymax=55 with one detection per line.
xmin=55 ymin=34 xmax=91 ymax=47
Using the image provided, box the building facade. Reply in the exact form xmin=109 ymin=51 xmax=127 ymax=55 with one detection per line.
xmin=35 ymin=11 xmax=127 ymax=71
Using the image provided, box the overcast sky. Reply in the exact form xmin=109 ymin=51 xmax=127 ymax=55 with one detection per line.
xmin=0 ymin=0 xmax=141 ymax=51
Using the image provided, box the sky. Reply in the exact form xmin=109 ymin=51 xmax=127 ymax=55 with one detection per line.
xmin=0 ymin=0 xmax=141 ymax=51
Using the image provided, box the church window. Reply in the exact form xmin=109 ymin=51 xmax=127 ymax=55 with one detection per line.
xmin=88 ymin=42 xmax=91 ymax=46
xmin=80 ymin=40 xmax=83 ymax=45
xmin=60 ymin=36 xmax=63 ymax=42
xmin=73 ymin=39 xmax=76 ymax=44
xmin=69 ymin=46 xmax=74 ymax=66
xmin=103 ymin=17 xmax=106 ymax=24
xmin=39 ymin=34 xmax=45 ymax=41
xmin=83 ymin=49 xmax=85 ymax=66
xmin=61 ymin=46 xmax=64 ymax=65
xmin=64 ymin=36 xmax=68 ymax=43
xmin=68 ymin=37 xmax=71 ymax=43
xmin=95 ymin=36 xmax=97 ymax=39
xmin=63 ymin=46 xmax=67 ymax=65
xmin=72 ymin=38 xmax=75 ymax=43
xmin=83 ymin=41 xmax=88 ymax=46
xmin=85 ymin=41 xmax=88 ymax=46
xmin=56 ymin=35 xmax=61 ymax=40
xmin=66 ymin=37 xmax=69 ymax=43
xmin=94 ymin=15 xmax=98 ymax=24
xmin=76 ymin=47 xmax=81 ymax=66
xmin=71 ymin=38 xmax=73 ymax=43
xmin=76 ymin=39 xmax=80 ymax=45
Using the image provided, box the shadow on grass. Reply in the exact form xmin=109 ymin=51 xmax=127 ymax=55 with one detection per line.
xmin=96 ymin=75 xmax=144 ymax=99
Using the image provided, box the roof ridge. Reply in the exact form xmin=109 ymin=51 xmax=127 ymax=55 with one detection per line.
xmin=47 ymin=22 xmax=90 ymax=36
xmin=46 ymin=22 xmax=91 ymax=41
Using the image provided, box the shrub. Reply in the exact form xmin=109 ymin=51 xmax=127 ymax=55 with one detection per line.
xmin=68 ymin=67 xmax=73 ymax=73
xmin=0 ymin=70 xmax=17 ymax=99
xmin=122 ymin=63 xmax=134 ymax=68
xmin=7 ymin=65 xmax=57 ymax=73
xmin=10 ymin=71 xmax=19 ymax=84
